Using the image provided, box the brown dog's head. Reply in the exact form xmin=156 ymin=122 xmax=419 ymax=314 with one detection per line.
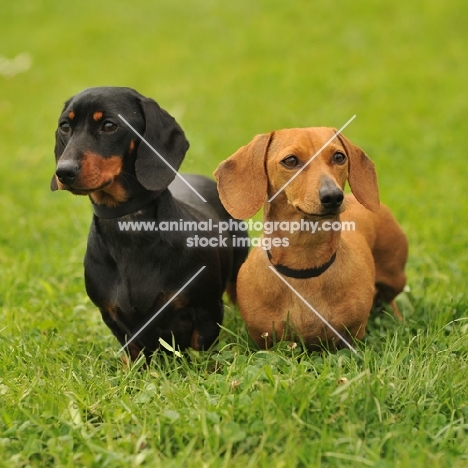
xmin=214 ymin=128 xmax=380 ymax=219
xmin=51 ymin=86 xmax=189 ymax=206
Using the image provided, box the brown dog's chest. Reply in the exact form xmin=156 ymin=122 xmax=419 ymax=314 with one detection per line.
xmin=237 ymin=243 xmax=375 ymax=348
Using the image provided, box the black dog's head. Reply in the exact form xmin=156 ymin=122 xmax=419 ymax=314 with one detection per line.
xmin=51 ymin=86 xmax=189 ymax=206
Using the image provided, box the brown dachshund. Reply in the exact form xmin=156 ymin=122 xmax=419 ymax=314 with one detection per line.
xmin=214 ymin=128 xmax=408 ymax=350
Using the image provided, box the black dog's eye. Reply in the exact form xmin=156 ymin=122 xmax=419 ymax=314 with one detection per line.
xmin=281 ymin=155 xmax=299 ymax=168
xmin=59 ymin=122 xmax=71 ymax=134
xmin=332 ymin=152 xmax=347 ymax=165
xmin=102 ymin=121 xmax=118 ymax=133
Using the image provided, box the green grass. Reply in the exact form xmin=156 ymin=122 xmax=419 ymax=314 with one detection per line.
xmin=1 ymin=0 xmax=468 ymax=466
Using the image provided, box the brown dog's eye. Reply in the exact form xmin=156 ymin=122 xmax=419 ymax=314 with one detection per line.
xmin=332 ymin=152 xmax=347 ymax=165
xmin=103 ymin=121 xmax=118 ymax=133
xmin=281 ymin=155 xmax=299 ymax=168
xmin=59 ymin=122 xmax=71 ymax=134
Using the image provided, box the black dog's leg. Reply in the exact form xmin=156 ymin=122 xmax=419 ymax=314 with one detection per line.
xmin=99 ymin=307 xmax=145 ymax=361
xmin=189 ymin=303 xmax=224 ymax=351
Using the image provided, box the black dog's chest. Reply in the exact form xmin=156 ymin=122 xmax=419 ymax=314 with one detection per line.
xmin=85 ymin=228 xmax=156 ymax=312
xmin=84 ymin=199 xmax=230 ymax=317
xmin=85 ymin=220 xmax=193 ymax=313
xmin=83 ymin=208 xmax=230 ymax=354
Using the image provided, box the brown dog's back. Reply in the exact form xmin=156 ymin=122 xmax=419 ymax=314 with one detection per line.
xmin=342 ymin=196 xmax=408 ymax=311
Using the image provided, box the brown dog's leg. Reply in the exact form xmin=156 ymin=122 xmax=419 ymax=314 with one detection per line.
xmin=390 ymin=300 xmax=403 ymax=321
xmin=374 ymin=286 xmax=404 ymax=321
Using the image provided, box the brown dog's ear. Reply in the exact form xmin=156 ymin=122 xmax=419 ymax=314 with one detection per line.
xmin=337 ymin=132 xmax=380 ymax=212
xmin=214 ymin=133 xmax=272 ymax=219
xmin=135 ymin=98 xmax=189 ymax=191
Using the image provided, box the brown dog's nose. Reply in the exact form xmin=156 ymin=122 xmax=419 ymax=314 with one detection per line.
xmin=319 ymin=185 xmax=344 ymax=210
xmin=56 ymin=161 xmax=80 ymax=185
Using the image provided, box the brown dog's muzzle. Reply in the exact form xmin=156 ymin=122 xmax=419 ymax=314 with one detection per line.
xmin=319 ymin=178 xmax=344 ymax=213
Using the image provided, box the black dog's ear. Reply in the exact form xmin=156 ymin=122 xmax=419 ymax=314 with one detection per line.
xmin=51 ymin=98 xmax=72 ymax=191
xmin=50 ymin=175 xmax=58 ymax=191
xmin=51 ymin=129 xmax=66 ymax=191
xmin=135 ymin=98 xmax=189 ymax=191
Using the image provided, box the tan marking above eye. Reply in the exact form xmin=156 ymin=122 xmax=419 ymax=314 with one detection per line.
xmin=93 ymin=111 xmax=103 ymax=121
xmin=68 ymin=111 xmax=75 ymax=120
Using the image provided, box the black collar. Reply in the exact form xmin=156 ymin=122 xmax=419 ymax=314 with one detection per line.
xmin=266 ymin=249 xmax=337 ymax=279
xmin=91 ymin=190 xmax=161 ymax=219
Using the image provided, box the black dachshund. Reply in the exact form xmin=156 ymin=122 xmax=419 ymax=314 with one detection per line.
xmin=51 ymin=86 xmax=248 ymax=361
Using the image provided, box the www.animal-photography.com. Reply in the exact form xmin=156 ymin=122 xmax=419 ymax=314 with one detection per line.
xmin=1 ymin=2 xmax=467 ymax=467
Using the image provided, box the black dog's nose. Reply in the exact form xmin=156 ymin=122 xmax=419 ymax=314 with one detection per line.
xmin=319 ymin=185 xmax=344 ymax=210
xmin=56 ymin=161 xmax=80 ymax=185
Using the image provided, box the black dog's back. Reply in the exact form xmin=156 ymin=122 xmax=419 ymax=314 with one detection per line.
xmin=169 ymin=174 xmax=229 ymax=222
xmin=169 ymin=174 xmax=249 ymax=296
